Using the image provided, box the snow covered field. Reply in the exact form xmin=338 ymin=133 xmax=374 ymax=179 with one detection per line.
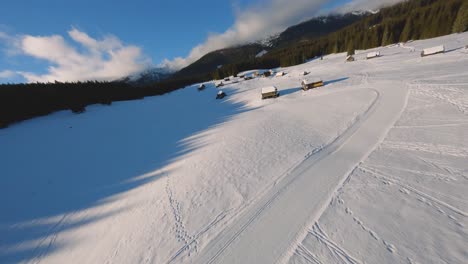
xmin=1 ymin=33 xmax=467 ymax=263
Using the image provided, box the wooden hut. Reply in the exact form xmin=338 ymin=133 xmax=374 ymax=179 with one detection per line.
xmin=421 ymin=45 xmax=445 ymax=57
xmin=261 ymin=86 xmax=279 ymax=100
xmin=302 ymin=78 xmax=324 ymax=91
xmin=366 ymin=51 xmax=380 ymax=60
xmin=216 ymin=90 xmax=226 ymax=99
xmin=275 ymin=71 xmax=286 ymax=77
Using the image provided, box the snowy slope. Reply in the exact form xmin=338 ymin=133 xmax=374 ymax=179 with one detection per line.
xmin=1 ymin=32 xmax=468 ymax=264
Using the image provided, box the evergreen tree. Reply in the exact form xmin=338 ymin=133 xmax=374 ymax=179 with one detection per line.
xmin=453 ymin=1 xmax=468 ymax=33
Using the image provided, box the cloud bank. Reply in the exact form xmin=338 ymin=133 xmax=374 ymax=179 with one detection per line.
xmin=161 ymin=0 xmax=406 ymax=71
xmin=3 ymin=29 xmax=150 ymax=83
xmin=160 ymin=0 xmax=330 ymax=71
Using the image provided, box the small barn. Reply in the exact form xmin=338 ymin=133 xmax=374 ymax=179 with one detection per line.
xmin=302 ymin=78 xmax=324 ymax=91
xmin=366 ymin=51 xmax=380 ymax=60
xmin=262 ymin=71 xmax=272 ymax=77
xmin=261 ymin=86 xmax=279 ymax=100
xmin=346 ymin=55 xmax=355 ymax=62
xmin=198 ymin=84 xmax=206 ymax=91
xmin=215 ymin=81 xmax=224 ymax=88
xmin=421 ymin=45 xmax=445 ymax=57
xmin=216 ymin=90 xmax=226 ymax=99
xmin=275 ymin=71 xmax=286 ymax=77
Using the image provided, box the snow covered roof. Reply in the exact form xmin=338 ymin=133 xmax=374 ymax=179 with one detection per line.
xmin=275 ymin=71 xmax=285 ymax=77
xmin=302 ymin=78 xmax=322 ymax=85
xmin=366 ymin=51 xmax=380 ymax=58
xmin=422 ymin=45 xmax=445 ymax=55
xmin=261 ymin=86 xmax=277 ymax=94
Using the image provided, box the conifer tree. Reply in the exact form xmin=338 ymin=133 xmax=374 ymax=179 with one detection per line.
xmin=453 ymin=1 xmax=468 ymax=33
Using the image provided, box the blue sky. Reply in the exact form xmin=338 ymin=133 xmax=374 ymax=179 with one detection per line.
xmin=0 ymin=0 xmax=386 ymax=83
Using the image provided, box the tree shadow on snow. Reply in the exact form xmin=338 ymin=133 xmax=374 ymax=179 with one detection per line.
xmin=0 ymin=84 xmax=254 ymax=263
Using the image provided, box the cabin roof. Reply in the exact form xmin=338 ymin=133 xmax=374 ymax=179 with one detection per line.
xmin=275 ymin=71 xmax=285 ymax=76
xmin=423 ymin=45 xmax=445 ymax=54
xmin=302 ymin=78 xmax=322 ymax=85
xmin=261 ymin=86 xmax=277 ymax=94
xmin=367 ymin=51 xmax=380 ymax=58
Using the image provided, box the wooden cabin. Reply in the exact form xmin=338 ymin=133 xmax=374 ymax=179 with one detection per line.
xmin=216 ymin=90 xmax=226 ymax=99
xmin=421 ymin=45 xmax=445 ymax=57
xmin=346 ymin=55 xmax=355 ymax=62
xmin=262 ymin=71 xmax=272 ymax=77
xmin=366 ymin=51 xmax=380 ymax=60
xmin=198 ymin=84 xmax=206 ymax=91
xmin=275 ymin=71 xmax=286 ymax=77
xmin=302 ymin=78 xmax=324 ymax=91
xmin=261 ymin=86 xmax=279 ymax=100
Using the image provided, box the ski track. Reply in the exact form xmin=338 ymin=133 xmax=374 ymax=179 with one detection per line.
xmin=358 ymin=165 xmax=467 ymax=222
xmin=307 ymin=223 xmax=362 ymax=264
xmin=195 ymin=70 xmax=409 ymax=263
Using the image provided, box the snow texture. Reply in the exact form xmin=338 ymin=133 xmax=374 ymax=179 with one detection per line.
xmin=1 ymin=32 xmax=468 ymax=264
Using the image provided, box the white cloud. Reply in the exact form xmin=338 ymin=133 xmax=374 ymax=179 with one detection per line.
xmin=0 ymin=70 xmax=16 ymax=79
xmin=160 ymin=0 xmax=330 ymax=71
xmin=334 ymin=0 xmax=406 ymax=14
xmin=13 ymin=28 xmax=150 ymax=83
xmin=160 ymin=0 xmax=407 ymax=71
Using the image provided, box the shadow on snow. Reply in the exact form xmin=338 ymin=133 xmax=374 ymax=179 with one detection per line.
xmin=0 ymin=83 xmax=254 ymax=263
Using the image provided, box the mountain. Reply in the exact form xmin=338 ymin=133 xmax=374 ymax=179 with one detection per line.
xmin=123 ymin=67 xmax=172 ymax=85
xmin=170 ymin=13 xmax=367 ymax=80
xmin=171 ymin=44 xmax=265 ymax=78
xmin=270 ymin=13 xmax=366 ymax=48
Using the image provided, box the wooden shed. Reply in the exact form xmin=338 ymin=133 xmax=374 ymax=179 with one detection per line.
xmin=261 ymin=86 xmax=279 ymax=100
xmin=366 ymin=51 xmax=380 ymax=60
xmin=421 ymin=45 xmax=445 ymax=57
xmin=262 ymin=71 xmax=272 ymax=77
xmin=302 ymin=78 xmax=324 ymax=91
xmin=275 ymin=71 xmax=286 ymax=77
xmin=216 ymin=90 xmax=226 ymax=99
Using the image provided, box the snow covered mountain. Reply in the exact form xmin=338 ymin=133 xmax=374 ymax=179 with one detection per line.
xmin=123 ymin=67 xmax=172 ymax=85
xmin=1 ymin=32 xmax=467 ymax=263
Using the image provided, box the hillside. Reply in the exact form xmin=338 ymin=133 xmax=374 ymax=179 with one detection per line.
xmin=1 ymin=32 xmax=467 ymax=263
